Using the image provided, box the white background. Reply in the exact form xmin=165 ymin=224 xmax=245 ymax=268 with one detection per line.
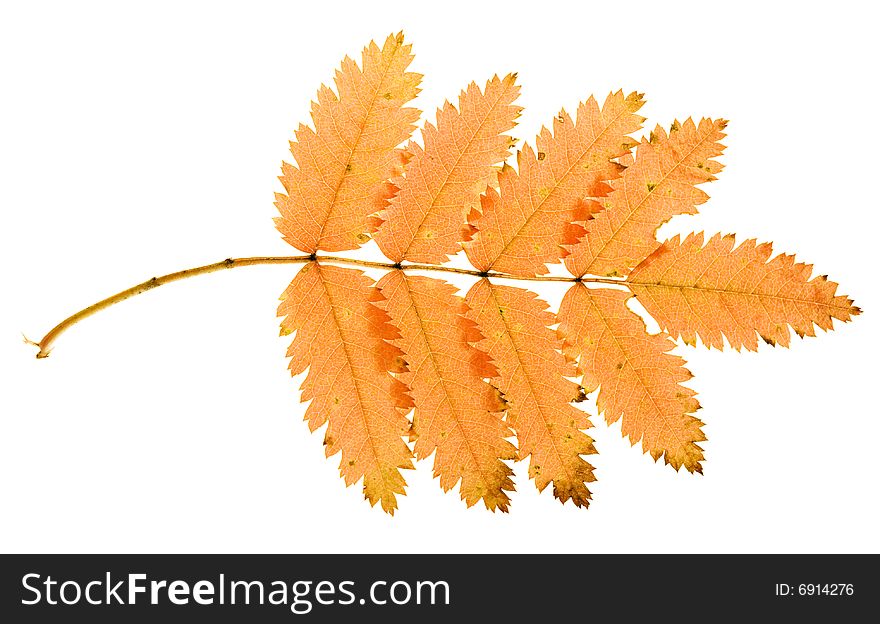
xmin=1 ymin=1 xmax=877 ymax=553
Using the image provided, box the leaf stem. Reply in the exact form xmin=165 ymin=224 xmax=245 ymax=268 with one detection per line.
xmin=29 ymin=254 xmax=625 ymax=358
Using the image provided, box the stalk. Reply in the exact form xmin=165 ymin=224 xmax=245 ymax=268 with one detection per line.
xmin=27 ymin=255 xmax=624 ymax=358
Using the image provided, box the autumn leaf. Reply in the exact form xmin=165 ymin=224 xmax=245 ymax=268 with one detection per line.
xmin=566 ymin=118 xmax=727 ymax=278
xmin=274 ymin=32 xmax=421 ymax=253
xmin=558 ymin=285 xmax=705 ymax=472
xmin=626 ymin=232 xmax=861 ymax=350
xmin=465 ymin=279 xmax=596 ymax=506
xmin=278 ymin=262 xmax=415 ymax=513
xmin=376 ymin=271 xmax=516 ymax=511
xmin=465 ymin=91 xmax=645 ymax=276
xmin=32 ymin=33 xmax=861 ymax=513
xmin=372 ymin=73 xmax=522 ymax=264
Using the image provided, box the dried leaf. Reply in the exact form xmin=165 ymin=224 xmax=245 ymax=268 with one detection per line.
xmin=279 ymin=262 xmax=415 ymax=513
xmin=373 ymin=74 xmax=522 ymax=263
xmin=377 ymin=271 xmax=516 ymax=511
xmin=465 ymin=279 xmax=597 ymax=506
xmin=275 ymin=32 xmax=421 ymax=253
xmin=260 ymin=36 xmax=859 ymax=511
xmin=627 ymin=232 xmax=861 ymax=350
xmin=566 ymin=118 xmax=727 ymax=277
xmin=558 ymin=285 xmax=705 ymax=472
xmin=465 ymin=91 xmax=645 ymax=275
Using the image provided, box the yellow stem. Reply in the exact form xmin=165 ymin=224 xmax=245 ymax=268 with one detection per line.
xmin=29 ymin=254 xmax=625 ymax=358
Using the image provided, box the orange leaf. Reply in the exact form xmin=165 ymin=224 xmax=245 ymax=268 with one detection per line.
xmin=376 ymin=271 xmax=516 ymax=511
xmin=278 ymin=262 xmax=415 ymax=513
xmin=465 ymin=91 xmax=645 ymax=275
xmin=465 ymin=279 xmax=597 ymax=506
xmin=627 ymin=232 xmax=861 ymax=350
xmin=274 ymin=33 xmax=421 ymax=253
xmin=558 ymin=285 xmax=705 ymax=472
xmin=566 ymin=118 xmax=727 ymax=277
xmin=373 ymin=74 xmax=522 ymax=264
